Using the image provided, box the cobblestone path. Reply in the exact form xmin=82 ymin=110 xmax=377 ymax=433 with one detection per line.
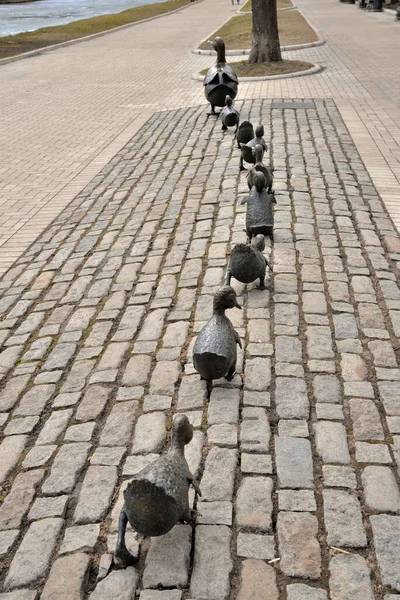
xmin=1 ymin=99 xmax=400 ymax=599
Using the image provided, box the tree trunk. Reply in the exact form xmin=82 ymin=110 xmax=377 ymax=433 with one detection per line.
xmin=248 ymin=0 xmax=282 ymax=63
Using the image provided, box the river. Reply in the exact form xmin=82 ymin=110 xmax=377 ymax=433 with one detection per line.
xmin=0 ymin=0 xmax=168 ymax=37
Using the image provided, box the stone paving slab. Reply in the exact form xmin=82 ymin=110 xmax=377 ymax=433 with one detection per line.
xmin=1 ymin=99 xmax=400 ymax=599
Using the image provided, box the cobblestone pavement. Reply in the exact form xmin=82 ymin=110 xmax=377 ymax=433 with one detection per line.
xmin=0 ymin=0 xmax=400 ymax=274
xmin=1 ymin=98 xmax=400 ymax=599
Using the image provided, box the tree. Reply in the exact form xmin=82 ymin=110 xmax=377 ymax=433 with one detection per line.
xmin=248 ymin=0 xmax=282 ymax=64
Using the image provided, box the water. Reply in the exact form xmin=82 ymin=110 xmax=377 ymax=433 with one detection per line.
xmin=0 ymin=0 xmax=168 ymax=37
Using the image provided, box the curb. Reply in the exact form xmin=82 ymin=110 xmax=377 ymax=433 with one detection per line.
xmin=192 ymin=38 xmax=325 ymax=55
xmin=238 ymin=3 xmax=297 ymax=13
xmin=192 ymin=62 xmax=322 ymax=81
xmin=0 ymin=0 xmax=203 ymax=67
xmin=192 ymin=13 xmax=324 ymax=55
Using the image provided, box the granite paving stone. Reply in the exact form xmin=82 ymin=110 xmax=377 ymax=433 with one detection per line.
xmin=370 ymin=515 xmax=400 ymax=591
xmin=190 ymin=525 xmax=232 ymax=600
xmin=5 ymin=518 xmax=63 ymax=589
xmin=329 ymin=554 xmax=374 ymax=600
xmin=41 ymin=553 xmax=91 ymax=600
xmin=143 ymin=525 xmax=191 ymax=588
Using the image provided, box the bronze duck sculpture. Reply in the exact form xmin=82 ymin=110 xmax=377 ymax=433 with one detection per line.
xmin=240 ymin=124 xmax=268 ymax=171
xmin=247 ymin=144 xmax=274 ymax=193
xmin=241 ymin=171 xmax=276 ymax=241
xmin=193 ymin=286 xmax=242 ymax=383
xmin=221 ymin=95 xmax=240 ymax=132
xmin=116 ymin=414 xmax=201 ymax=566
xmin=203 ymin=37 xmax=238 ymax=115
xmin=236 ymin=120 xmax=254 ymax=149
xmin=226 ymin=234 xmax=272 ymax=290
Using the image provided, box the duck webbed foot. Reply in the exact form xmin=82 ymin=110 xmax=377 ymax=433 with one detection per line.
xmin=115 ymin=506 xmax=138 ymax=567
xmin=221 ymin=124 xmax=228 ymax=131
xmin=239 ymin=157 xmax=247 ymax=171
xmin=259 ymin=278 xmax=266 ymax=291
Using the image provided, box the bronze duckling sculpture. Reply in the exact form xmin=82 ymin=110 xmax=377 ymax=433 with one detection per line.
xmin=247 ymin=144 xmax=274 ymax=193
xmin=221 ymin=95 xmax=240 ymax=132
xmin=226 ymin=234 xmax=272 ymax=290
xmin=240 ymin=124 xmax=268 ymax=171
xmin=203 ymin=37 xmax=238 ymax=116
xmin=193 ymin=285 xmax=242 ymax=383
xmin=116 ymin=414 xmax=201 ymax=566
xmin=241 ymin=171 xmax=276 ymax=241
xmin=236 ymin=120 xmax=254 ymax=149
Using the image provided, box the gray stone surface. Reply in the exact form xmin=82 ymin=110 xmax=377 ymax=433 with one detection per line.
xmin=0 ymin=530 xmax=19 ymax=558
xmin=89 ymin=568 xmax=138 ymax=600
xmin=244 ymin=358 xmax=271 ymax=391
xmin=42 ymin=442 xmax=91 ymax=495
xmin=0 ymin=469 xmax=44 ymax=530
xmin=349 ymin=398 xmax=384 ymax=440
xmin=190 ymin=525 xmax=232 ymax=600
xmin=143 ymin=525 xmax=191 ymax=588
xmin=279 ymin=490 xmax=316 ymax=512
xmin=28 ymin=495 xmax=68 ymax=521
xmin=208 ymin=387 xmax=240 ymax=424
xmin=329 ymin=554 xmax=374 ymax=600
xmin=131 ymin=412 xmax=167 ymax=454
xmin=275 ymin=437 xmax=314 ymax=489
xmin=236 ymin=533 xmax=275 ymax=560
xmin=275 ymin=377 xmax=309 ymax=419
xmin=73 ymin=466 xmax=118 ymax=524
xmin=201 ymin=447 xmax=237 ymax=501
xmin=41 ymin=553 xmax=91 ymax=600
xmin=314 ymin=422 xmax=350 ymax=464
xmin=0 ymin=435 xmax=28 ymax=484
xmin=197 ymin=501 xmax=232 ymax=525
xmin=60 ymin=524 xmax=100 ymax=554
xmin=237 ymin=559 xmax=278 ymax=600
xmin=236 ymin=477 xmax=273 ymax=531
xmin=313 ymin=375 xmax=341 ymax=403
xmin=5 ymin=518 xmax=63 ymax=589
xmin=370 ymin=515 xmax=400 ymax=591
xmin=36 ymin=409 xmax=73 ymax=444
xmin=362 ymin=466 xmax=400 ymax=512
xmin=278 ymin=512 xmax=321 ymax=579
xmin=323 ymin=489 xmax=367 ymax=547
xmin=140 ymin=593 xmax=181 ymax=600
xmin=75 ymin=385 xmax=110 ymax=422
xmin=287 ymin=584 xmax=328 ymax=600
xmin=100 ymin=401 xmax=139 ymax=446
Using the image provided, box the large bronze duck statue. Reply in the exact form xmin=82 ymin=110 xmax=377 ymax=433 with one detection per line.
xmin=241 ymin=172 xmax=276 ymax=241
xmin=240 ymin=124 xmax=268 ymax=171
xmin=116 ymin=414 xmax=201 ymax=566
xmin=203 ymin=37 xmax=238 ymax=115
xmin=247 ymin=144 xmax=274 ymax=193
xmin=226 ymin=234 xmax=272 ymax=290
xmin=193 ymin=286 xmax=242 ymax=383
xmin=221 ymin=95 xmax=240 ymax=132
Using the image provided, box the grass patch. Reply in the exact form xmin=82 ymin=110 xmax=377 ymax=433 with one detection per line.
xmin=240 ymin=0 xmax=293 ymax=11
xmin=199 ymin=9 xmax=318 ymax=50
xmin=200 ymin=58 xmax=314 ymax=78
xmin=0 ymin=0 xmax=197 ymax=60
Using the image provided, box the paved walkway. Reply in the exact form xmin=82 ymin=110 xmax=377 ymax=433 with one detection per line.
xmin=1 ymin=1 xmax=400 ymax=599
xmin=0 ymin=0 xmax=400 ymax=275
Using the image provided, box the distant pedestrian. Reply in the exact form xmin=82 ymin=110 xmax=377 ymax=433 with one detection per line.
xmin=231 ymin=0 xmax=235 ymax=4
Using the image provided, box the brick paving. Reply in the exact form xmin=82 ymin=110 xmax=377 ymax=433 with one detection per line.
xmin=1 ymin=97 xmax=400 ymax=598
xmin=1 ymin=0 xmax=400 ymax=598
